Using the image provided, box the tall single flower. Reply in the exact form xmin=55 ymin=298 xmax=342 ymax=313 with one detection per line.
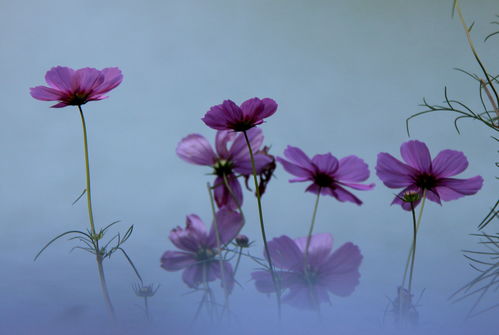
xmin=376 ymin=140 xmax=483 ymax=210
xmin=276 ymin=145 xmax=375 ymax=205
xmin=176 ymin=128 xmax=273 ymax=209
xmin=161 ymin=209 xmax=244 ymax=292
xmin=30 ymin=66 xmax=123 ymax=108
xmin=202 ymin=97 xmax=278 ymax=131
xmin=251 ymin=233 xmax=362 ymax=310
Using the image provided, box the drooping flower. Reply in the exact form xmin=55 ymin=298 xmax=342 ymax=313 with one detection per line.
xmin=30 ymin=66 xmax=123 ymax=108
xmin=176 ymin=128 xmax=273 ymax=210
xmin=376 ymin=140 xmax=483 ymax=210
xmin=202 ymin=98 xmax=278 ymax=132
xmin=276 ymin=145 xmax=375 ymax=205
xmin=244 ymin=145 xmax=276 ymax=197
xmin=251 ymin=233 xmax=362 ymax=310
xmin=160 ymin=209 xmax=244 ymax=292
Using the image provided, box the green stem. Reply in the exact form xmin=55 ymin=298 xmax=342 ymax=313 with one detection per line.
xmin=233 ymin=246 xmax=243 ymax=275
xmin=78 ymin=105 xmax=115 ymax=319
xmin=242 ymin=130 xmax=281 ymax=318
xmin=305 ymin=190 xmax=321 ymax=261
xmin=455 ymin=0 xmax=499 ymax=109
xmin=401 ymin=192 xmax=427 ymax=289
xmin=407 ymin=202 xmax=417 ymax=294
xmin=206 ymin=183 xmax=230 ymax=315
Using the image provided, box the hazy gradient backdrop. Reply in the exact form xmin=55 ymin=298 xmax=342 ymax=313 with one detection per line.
xmin=1 ymin=0 xmax=498 ymax=334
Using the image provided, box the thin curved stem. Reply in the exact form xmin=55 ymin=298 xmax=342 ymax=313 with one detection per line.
xmin=78 ymin=105 xmax=115 ymax=319
xmin=454 ymin=0 xmax=499 ymax=111
xmin=206 ymin=183 xmax=230 ymax=316
xmin=402 ymin=192 xmax=427 ymax=289
xmin=242 ymin=130 xmax=281 ymax=318
xmin=305 ymin=190 xmax=321 ymax=262
xmin=408 ymin=202 xmax=418 ymax=294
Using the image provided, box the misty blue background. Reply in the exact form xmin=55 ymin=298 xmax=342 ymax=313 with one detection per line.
xmin=1 ymin=0 xmax=497 ymax=334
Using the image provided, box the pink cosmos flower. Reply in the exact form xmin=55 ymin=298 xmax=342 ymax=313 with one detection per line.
xmin=202 ymin=98 xmax=278 ymax=131
xmin=251 ymin=234 xmax=362 ymax=310
xmin=30 ymin=66 xmax=123 ymax=108
xmin=276 ymin=145 xmax=375 ymax=205
xmin=376 ymin=140 xmax=484 ymax=210
xmin=176 ymin=128 xmax=273 ymax=210
xmin=161 ymin=209 xmax=244 ymax=292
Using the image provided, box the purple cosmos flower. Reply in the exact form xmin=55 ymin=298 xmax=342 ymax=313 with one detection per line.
xmin=30 ymin=66 xmax=123 ymax=108
xmin=376 ymin=140 xmax=484 ymax=210
xmin=276 ymin=145 xmax=375 ymax=205
xmin=251 ymin=233 xmax=362 ymax=310
xmin=161 ymin=209 xmax=244 ymax=292
xmin=202 ymin=98 xmax=278 ymax=132
xmin=176 ymin=128 xmax=273 ymax=210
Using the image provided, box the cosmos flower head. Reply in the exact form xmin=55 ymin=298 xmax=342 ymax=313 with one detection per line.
xmin=277 ymin=145 xmax=375 ymax=205
xmin=376 ymin=140 xmax=484 ymax=210
xmin=202 ymin=97 xmax=278 ymax=132
xmin=160 ymin=209 xmax=244 ymax=292
xmin=176 ymin=128 xmax=273 ymax=210
xmin=251 ymin=233 xmax=363 ymax=310
xmin=30 ymin=66 xmax=123 ymax=108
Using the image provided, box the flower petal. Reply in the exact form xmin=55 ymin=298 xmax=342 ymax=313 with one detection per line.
xmin=329 ymin=185 xmax=363 ymax=205
xmin=229 ymin=128 xmax=263 ymax=162
xmin=212 ymin=261 xmax=235 ymax=294
xmin=160 ymin=251 xmax=196 ymax=271
xmin=436 ymin=176 xmax=484 ymax=200
xmin=213 ymin=175 xmax=243 ymax=210
xmin=339 ymin=182 xmax=375 ymax=191
xmin=181 ymin=263 xmax=216 ymax=288
xmin=176 ymin=134 xmax=216 ymax=166
xmin=252 ymin=270 xmax=277 ymax=293
xmin=207 ymin=209 xmax=244 ymax=247
xmin=259 ymin=98 xmax=278 ymax=119
xmin=30 ymin=86 xmax=63 ymax=101
xmin=311 ymin=153 xmax=338 ymax=175
xmin=214 ymin=130 xmax=235 ymax=158
xmin=376 ymin=152 xmax=417 ymax=188
xmin=400 ymin=140 xmax=432 ymax=172
xmin=234 ymin=152 xmax=273 ymax=175
xmin=294 ymin=233 xmax=333 ymax=268
xmin=282 ymin=146 xmax=315 ymax=171
xmin=431 ymin=149 xmax=469 ymax=178
xmin=202 ymin=100 xmax=242 ymax=130
xmin=282 ymin=284 xmax=330 ymax=310
xmin=335 ymin=155 xmax=370 ymax=182
xmin=94 ymin=67 xmax=123 ymax=94
xmin=72 ymin=67 xmax=105 ymax=94
xmin=319 ymin=242 xmax=362 ymax=297
xmin=44 ymin=66 xmax=74 ymax=91
xmin=266 ymin=235 xmax=304 ymax=271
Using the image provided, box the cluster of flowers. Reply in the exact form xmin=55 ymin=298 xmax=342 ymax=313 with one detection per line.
xmin=31 ymin=66 xmax=484 ymax=314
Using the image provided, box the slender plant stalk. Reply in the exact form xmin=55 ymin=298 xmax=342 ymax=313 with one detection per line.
xmin=221 ymin=174 xmax=245 ymax=217
xmin=407 ymin=202 xmax=418 ymax=294
xmin=401 ymin=193 xmax=427 ymax=289
xmin=305 ymin=189 xmax=321 ymax=261
xmin=454 ymin=0 xmax=499 ymax=109
xmin=242 ymin=130 xmax=281 ymax=318
xmin=233 ymin=246 xmax=243 ymax=275
xmin=78 ymin=105 xmax=115 ymax=318
xmin=206 ymin=183 xmax=230 ymax=315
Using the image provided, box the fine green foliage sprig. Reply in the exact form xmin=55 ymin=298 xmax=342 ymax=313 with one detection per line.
xmin=450 ymin=232 xmax=499 ymax=318
xmin=34 ymin=221 xmax=142 ymax=282
xmin=407 ymin=1 xmax=498 ymax=230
